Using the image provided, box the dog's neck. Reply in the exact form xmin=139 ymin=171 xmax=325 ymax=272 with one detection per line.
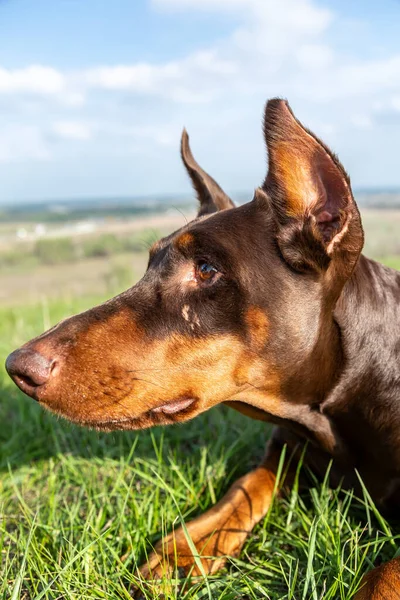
xmin=276 ymin=253 xmax=400 ymax=412
xmin=317 ymin=255 xmax=400 ymax=496
xmin=256 ymin=254 xmax=400 ymax=409
xmin=229 ymin=255 xmax=400 ymax=461
xmin=327 ymin=253 xmax=400 ymax=405
xmin=334 ymin=253 xmax=400 ymax=370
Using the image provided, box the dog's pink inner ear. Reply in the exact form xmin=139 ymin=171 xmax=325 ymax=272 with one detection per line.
xmin=180 ymin=129 xmax=235 ymax=217
xmin=263 ymin=99 xmax=352 ymax=247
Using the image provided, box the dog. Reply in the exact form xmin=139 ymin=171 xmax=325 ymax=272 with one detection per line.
xmin=6 ymin=98 xmax=400 ymax=598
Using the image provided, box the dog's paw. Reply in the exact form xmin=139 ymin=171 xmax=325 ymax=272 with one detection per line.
xmin=131 ymin=525 xmax=231 ymax=598
xmin=131 ymin=560 xmax=194 ymax=599
xmin=141 ymin=523 xmax=232 ymax=575
xmin=132 ymin=466 xmax=277 ymax=596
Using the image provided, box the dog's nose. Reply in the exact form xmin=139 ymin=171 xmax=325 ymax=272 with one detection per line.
xmin=5 ymin=348 xmax=55 ymax=395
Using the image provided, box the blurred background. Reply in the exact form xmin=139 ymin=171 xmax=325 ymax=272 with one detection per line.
xmin=0 ymin=0 xmax=400 ymax=307
xmin=1 ymin=3 xmax=400 ymax=597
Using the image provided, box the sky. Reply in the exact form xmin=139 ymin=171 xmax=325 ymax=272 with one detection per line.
xmin=1 ymin=0 xmax=400 ymax=203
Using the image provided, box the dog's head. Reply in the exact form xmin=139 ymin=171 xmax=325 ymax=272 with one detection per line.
xmin=6 ymin=99 xmax=364 ymax=430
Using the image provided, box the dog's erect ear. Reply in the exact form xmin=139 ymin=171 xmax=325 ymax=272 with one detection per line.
xmin=181 ymin=129 xmax=235 ymax=217
xmin=260 ymin=98 xmax=363 ymax=273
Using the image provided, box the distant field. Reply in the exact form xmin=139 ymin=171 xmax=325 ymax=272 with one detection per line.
xmin=0 ymin=207 xmax=398 ymax=305
xmin=361 ymin=209 xmax=400 ymax=267
xmin=0 ymin=211 xmax=194 ymax=305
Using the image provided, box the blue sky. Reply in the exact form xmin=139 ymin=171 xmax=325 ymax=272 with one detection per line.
xmin=1 ymin=0 xmax=400 ymax=202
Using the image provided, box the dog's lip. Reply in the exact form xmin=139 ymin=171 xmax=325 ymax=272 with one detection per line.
xmin=150 ymin=397 xmax=195 ymax=415
xmin=39 ymin=396 xmax=199 ymax=431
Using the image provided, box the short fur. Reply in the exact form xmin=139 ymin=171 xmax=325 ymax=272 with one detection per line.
xmin=6 ymin=98 xmax=400 ymax=598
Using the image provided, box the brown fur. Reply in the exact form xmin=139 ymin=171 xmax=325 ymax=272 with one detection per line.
xmin=141 ymin=440 xmax=281 ymax=580
xmin=244 ymin=306 xmax=270 ymax=351
xmin=6 ymin=98 xmax=400 ymax=597
xmin=174 ymin=231 xmax=195 ymax=251
xmin=353 ymin=558 xmax=400 ymax=599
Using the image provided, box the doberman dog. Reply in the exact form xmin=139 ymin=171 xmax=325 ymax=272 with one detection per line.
xmin=5 ymin=99 xmax=400 ymax=598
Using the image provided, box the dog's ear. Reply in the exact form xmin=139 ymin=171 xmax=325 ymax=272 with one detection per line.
xmin=181 ymin=129 xmax=235 ymax=217
xmin=259 ymin=98 xmax=363 ymax=273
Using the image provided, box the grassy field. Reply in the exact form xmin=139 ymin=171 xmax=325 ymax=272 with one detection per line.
xmin=1 ymin=210 xmax=400 ymax=599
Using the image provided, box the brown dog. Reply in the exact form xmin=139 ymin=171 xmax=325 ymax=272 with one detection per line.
xmin=6 ymin=99 xmax=400 ymax=598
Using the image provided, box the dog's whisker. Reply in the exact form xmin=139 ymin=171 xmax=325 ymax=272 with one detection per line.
xmin=5 ymin=96 xmax=398 ymax=597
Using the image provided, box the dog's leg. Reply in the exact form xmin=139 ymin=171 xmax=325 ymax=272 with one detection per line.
xmin=138 ymin=429 xmax=290 ymax=581
xmin=353 ymin=558 xmax=400 ymax=599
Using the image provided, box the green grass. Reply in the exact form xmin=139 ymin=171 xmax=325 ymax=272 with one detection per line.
xmin=376 ymin=255 xmax=400 ymax=270
xmin=1 ymin=264 xmax=400 ymax=599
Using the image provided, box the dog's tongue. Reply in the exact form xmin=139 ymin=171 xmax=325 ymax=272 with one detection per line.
xmin=152 ymin=397 xmax=195 ymax=414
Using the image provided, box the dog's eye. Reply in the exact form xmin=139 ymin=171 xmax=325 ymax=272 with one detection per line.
xmin=195 ymin=261 xmax=218 ymax=283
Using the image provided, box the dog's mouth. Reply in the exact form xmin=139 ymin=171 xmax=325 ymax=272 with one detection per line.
xmin=80 ymin=397 xmax=198 ymax=431
xmin=150 ymin=396 xmax=195 ymax=415
xmin=37 ymin=395 xmax=199 ymax=431
xmin=11 ymin=362 xmax=201 ymax=430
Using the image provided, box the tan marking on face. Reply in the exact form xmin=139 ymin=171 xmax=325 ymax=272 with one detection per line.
xmin=192 ymin=312 xmax=200 ymax=327
xmin=175 ymin=232 xmax=194 ymax=251
xmin=28 ymin=302 xmax=283 ymax=432
xmin=32 ymin=307 xmax=256 ymax=428
xmin=181 ymin=304 xmax=200 ymax=330
xmin=159 ymin=263 xmax=198 ymax=299
xmin=182 ymin=304 xmax=190 ymax=321
xmin=245 ymin=306 xmax=269 ymax=351
xmin=181 ymin=266 xmax=196 ymax=284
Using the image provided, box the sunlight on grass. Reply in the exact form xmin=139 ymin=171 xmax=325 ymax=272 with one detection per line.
xmin=1 ymin=295 xmax=399 ymax=599
xmin=1 ymin=207 xmax=400 ymax=600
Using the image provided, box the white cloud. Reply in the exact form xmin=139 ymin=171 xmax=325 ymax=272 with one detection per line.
xmin=154 ymin=0 xmax=333 ymax=49
xmin=73 ymin=0 xmax=335 ymax=113
xmin=296 ymin=44 xmax=334 ymax=70
xmin=150 ymin=0 xmax=400 ymax=122
xmin=61 ymin=92 xmax=86 ymax=107
xmin=0 ymin=125 xmax=50 ymax=163
xmin=1 ymin=0 xmax=396 ymax=116
xmin=84 ymin=50 xmax=236 ymax=103
xmin=391 ymin=96 xmax=400 ymax=112
xmin=351 ymin=114 xmax=373 ymax=130
xmin=153 ymin=0 xmax=331 ymax=33
xmin=1 ymin=0 xmax=400 ymax=191
xmin=52 ymin=121 xmax=92 ymax=140
xmin=0 ymin=65 xmax=85 ymax=107
xmin=304 ymin=55 xmax=400 ymax=102
xmin=0 ymin=65 xmax=64 ymax=95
